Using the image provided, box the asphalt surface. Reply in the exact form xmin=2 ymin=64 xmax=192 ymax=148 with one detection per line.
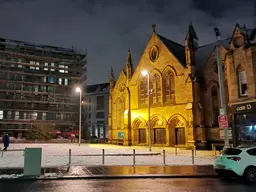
xmin=0 ymin=178 xmax=255 ymax=192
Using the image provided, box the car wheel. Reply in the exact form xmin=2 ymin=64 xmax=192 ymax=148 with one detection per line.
xmin=244 ymin=166 xmax=256 ymax=183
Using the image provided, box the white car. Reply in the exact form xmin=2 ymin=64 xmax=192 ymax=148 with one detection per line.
xmin=214 ymin=146 xmax=256 ymax=182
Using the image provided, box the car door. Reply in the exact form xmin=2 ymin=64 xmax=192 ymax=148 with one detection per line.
xmin=246 ymin=148 xmax=256 ymax=167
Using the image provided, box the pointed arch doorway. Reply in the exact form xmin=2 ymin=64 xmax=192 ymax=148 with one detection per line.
xmin=168 ymin=114 xmax=187 ymax=146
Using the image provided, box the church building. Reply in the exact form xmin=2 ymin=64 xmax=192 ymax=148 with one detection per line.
xmin=108 ymin=23 xmax=256 ymax=148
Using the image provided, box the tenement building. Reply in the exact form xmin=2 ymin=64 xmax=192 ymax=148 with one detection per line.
xmin=108 ymin=23 xmax=256 ymax=148
xmin=0 ymin=38 xmax=87 ymax=137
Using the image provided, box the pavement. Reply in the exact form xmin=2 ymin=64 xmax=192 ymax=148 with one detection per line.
xmin=0 ymin=165 xmax=217 ymax=180
xmin=0 ymin=178 xmax=255 ymax=192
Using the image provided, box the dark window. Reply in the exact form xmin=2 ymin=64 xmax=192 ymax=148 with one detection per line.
xmin=235 ymin=114 xmax=256 ymax=146
xmin=223 ymin=148 xmax=242 ymax=155
xmin=96 ymin=112 xmax=104 ymax=119
xmin=96 ymin=121 xmax=104 ymax=126
xmin=48 ymin=112 xmax=53 ymax=120
xmin=247 ymin=148 xmax=256 ymax=156
xmin=96 ymin=96 xmax=104 ymax=110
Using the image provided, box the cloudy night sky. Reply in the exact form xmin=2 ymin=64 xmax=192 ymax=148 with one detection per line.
xmin=0 ymin=0 xmax=255 ymax=84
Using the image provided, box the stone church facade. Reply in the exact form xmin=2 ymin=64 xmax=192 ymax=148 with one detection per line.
xmin=108 ymin=23 xmax=256 ymax=148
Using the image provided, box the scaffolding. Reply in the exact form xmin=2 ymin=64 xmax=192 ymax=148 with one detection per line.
xmin=0 ymin=37 xmax=87 ymax=137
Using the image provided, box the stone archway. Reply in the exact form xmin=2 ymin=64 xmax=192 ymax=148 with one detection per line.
xmin=132 ymin=117 xmax=147 ymax=145
xmin=168 ymin=114 xmax=187 ymax=146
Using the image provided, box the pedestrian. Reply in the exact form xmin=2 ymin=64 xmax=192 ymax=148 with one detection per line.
xmin=2 ymin=134 xmax=10 ymax=151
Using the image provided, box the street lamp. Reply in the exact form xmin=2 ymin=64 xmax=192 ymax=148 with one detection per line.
xmin=214 ymin=27 xmax=229 ymax=148
xmin=141 ymin=70 xmax=152 ymax=152
xmin=76 ymin=87 xmax=82 ymax=146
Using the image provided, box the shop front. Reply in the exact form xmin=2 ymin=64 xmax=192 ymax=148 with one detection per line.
xmin=231 ymin=101 xmax=256 ymax=147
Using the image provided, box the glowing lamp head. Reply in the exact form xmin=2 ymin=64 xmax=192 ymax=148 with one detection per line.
xmin=76 ymin=87 xmax=81 ymax=92
xmin=141 ymin=70 xmax=148 ymax=76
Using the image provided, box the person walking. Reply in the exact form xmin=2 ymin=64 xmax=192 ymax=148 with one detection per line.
xmin=3 ymin=134 xmax=10 ymax=150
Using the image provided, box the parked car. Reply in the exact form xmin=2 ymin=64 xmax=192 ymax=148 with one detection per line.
xmin=214 ymin=145 xmax=256 ymax=182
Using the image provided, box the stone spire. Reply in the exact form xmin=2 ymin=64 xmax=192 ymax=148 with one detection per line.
xmin=109 ymin=67 xmax=115 ymax=90
xmin=185 ymin=21 xmax=198 ymax=44
xmin=152 ymin=24 xmax=156 ymax=33
xmin=185 ymin=21 xmax=198 ymax=67
xmin=126 ymin=49 xmax=133 ymax=79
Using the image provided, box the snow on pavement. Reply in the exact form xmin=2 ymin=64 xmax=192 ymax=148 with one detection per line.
xmin=0 ymin=144 xmax=214 ymax=168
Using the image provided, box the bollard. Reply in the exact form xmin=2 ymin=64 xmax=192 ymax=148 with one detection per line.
xmin=175 ymin=146 xmax=177 ymax=156
xmin=192 ymin=149 xmax=194 ymax=165
xmin=69 ymin=149 xmax=71 ymax=166
xmin=102 ymin=149 xmax=105 ymax=165
xmin=163 ymin=149 xmax=166 ymax=166
xmin=133 ymin=149 xmax=135 ymax=166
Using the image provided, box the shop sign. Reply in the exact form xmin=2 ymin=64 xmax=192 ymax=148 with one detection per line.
xmin=219 ymin=128 xmax=232 ymax=140
xmin=231 ymin=102 xmax=256 ymax=114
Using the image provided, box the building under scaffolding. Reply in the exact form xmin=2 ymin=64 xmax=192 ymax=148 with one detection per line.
xmin=0 ymin=38 xmax=87 ymax=138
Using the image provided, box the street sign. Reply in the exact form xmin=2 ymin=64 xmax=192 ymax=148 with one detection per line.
xmin=118 ymin=132 xmax=124 ymax=139
xmin=218 ymin=115 xmax=228 ymax=128
xmin=219 ymin=108 xmax=225 ymax=115
xmin=219 ymin=128 xmax=232 ymax=140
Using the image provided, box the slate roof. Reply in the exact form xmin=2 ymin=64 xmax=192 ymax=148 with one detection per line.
xmin=195 ymin=38 xmax=231 ymax=77
xmin=157 ymin=34 xmax=186 ymax=67
xmin=86 ymin=83 xmax=110 ymax=94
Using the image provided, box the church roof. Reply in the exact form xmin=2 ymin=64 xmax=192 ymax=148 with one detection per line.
xmin=195 ymin=38 xmax=231 ymax=77
xmin=157 ymin=34 xmax=186 ymax=67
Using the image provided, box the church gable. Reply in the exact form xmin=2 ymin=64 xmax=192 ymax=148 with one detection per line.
xmin=230 ymin=24 xmax=255 ymax=50
xmin=112 ymin=70 xmax=127 ymax=94
xmin=230 ymin=24 xmax=245 ymax=50
xmin=131 ymin=31 xmax=186 ymax=85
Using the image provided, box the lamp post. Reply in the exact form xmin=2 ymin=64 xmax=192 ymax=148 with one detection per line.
xmin=214 ymin=27 xmax=229 ymax=148
xmin=76 ymin=87 xmax=82 ymax=146
xmin=141 ymin=70 xmax=152 ymax=152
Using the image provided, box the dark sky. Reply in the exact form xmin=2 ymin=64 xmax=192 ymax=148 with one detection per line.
xmin=0 ymin=0 xmax=255 ymax=84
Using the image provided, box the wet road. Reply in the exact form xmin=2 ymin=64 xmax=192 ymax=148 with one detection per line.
xmin=0 ymin=178 xmax=255 ymax=192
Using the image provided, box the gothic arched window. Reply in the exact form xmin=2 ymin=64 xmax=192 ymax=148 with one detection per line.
xmin=151 ymin=74 xmax=161 ymax=104
xmin=116 ymin=98 xmax=124 ymax=129
xmin=237 ymin=65 xmax=247 ymax=97
xmin=163 ymin=70 xmax=175 ymax=103
xmin=139 ymin=77 xmax=148 ymax=106
xmin=211 ymin=85 xmax=219 ymax=126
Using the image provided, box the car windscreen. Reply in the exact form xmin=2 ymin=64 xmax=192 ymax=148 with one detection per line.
xmin=222 ymin=148 xmax=242 ymax=155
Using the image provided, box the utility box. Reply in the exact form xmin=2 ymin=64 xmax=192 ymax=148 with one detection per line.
xmin=24 ymin=148 xmax=42 ymax=177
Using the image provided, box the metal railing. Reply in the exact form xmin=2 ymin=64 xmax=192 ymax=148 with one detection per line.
xmin=67 ymin=148 xmax=197 ymax=166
